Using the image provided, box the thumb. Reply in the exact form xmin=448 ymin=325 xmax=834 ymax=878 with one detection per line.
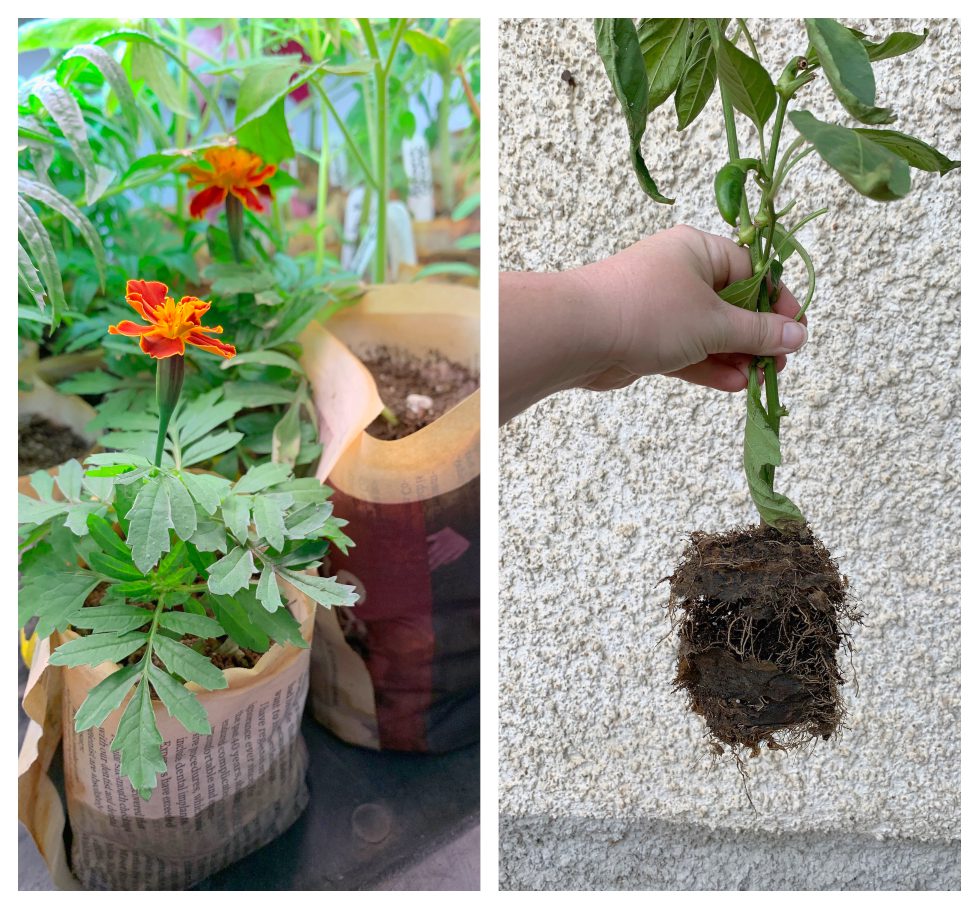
xmin=712 ymin=306 xmax=808 ymax=356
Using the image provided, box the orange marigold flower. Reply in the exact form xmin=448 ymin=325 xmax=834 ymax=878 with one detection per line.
xmin=108 ymin=279 xmax=236 ymax=360
xmin=181 ymin=146 xmax=276 ymax=218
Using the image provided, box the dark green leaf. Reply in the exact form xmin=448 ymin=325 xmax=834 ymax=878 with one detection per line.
xmin=718 ymin=272 xmax=765 ymax=309
xmin=19 ymin=18 xmax=123 ymax=51
xmin=805 ymin=19 xmax=895 ymax=125
xmin=234 ymin=59 xmax=296 ymax=164
xmin=153 ymin=635 xmax=228 ymax=690
xmin=256 ymin=565 xmax=282 ymax=613
xmin=74 ymin=663 xmax=140 ymax=731
xmin=49 ymin=631 xmax=147 ymax=668
xmin=856 ymin=28 xmax=928 ymax=63
xmin=789 ymin=110 xmax=910 ymax=200
xmin=636 ymin=19 xmax=689 ymax=110
xmin=87 ymin=550 xmax=145 ymax=582
xmin=715 ymin=36 xmax=776 ymax=128
xmin=148 ymin=664 xmax=211 ymax=735
xmin=208 ymin=593 xmax=270 ymax=652
xmin=852 ymin=128 xmax=960 ymax=175
xmin=743 ymin=370 xmax=805 ymax=528
xmin=674 ymin=20 xmax=717 ymax=130
xmin=86 ymin=512 xmax=131 ymax=561
xmin=595 ymin=18 xmax=674 ymax=204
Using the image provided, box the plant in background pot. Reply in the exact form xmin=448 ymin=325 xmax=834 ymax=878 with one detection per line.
xmin=300 ymin=283 xmax=479 ymax=753
xmin=18 ymin=283 xmax=356 ymax=890
xmin=595 ymin=18 xmax=958 ymax=765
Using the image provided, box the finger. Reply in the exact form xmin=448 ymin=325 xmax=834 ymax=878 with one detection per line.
xmin=696 ymin=230 xmax=754 ymax=290
xmin=666 ymin=360 xmax=748 ymax=393
xmin=772 ymin=284 xmax=806 ymax=326
xmin=711 ymin=306 xmax=808 ymax=357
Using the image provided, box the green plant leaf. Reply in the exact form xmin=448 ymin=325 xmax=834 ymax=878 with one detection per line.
xmin=162 ymin=475 xmax=197 ymax=542
xmin=180 ymin=472 xmax=230 ymax=516
xmin=158 ymin=611 xmax=224 ymax=639
xmin=852 ymin=129 xmax=960 ymax=175
xmin=595 ymin=18 xmax=674 ymax=204
xmin=20 ymin=569 xmax=101 ymax=637
xmin=271 ymin=398 xmax=302 ymax=468
xmin=49 ymin=631 xmax=147 ymax=668
xmin=17 ymin=198 xmax=65 ymax=325
xmin=60 ymin=43 xmax=139 ymax=134
xmin=180 ymin=431 xmax=244 ymax=468
xmin=148 ymin=664 xmax=211 ymax=735
xmin=744 ymin=370 xmax=805 ymax=528
xmin=56 ymin=459 xmax=83 ymax=502
xmin=74 ymin=663 xmax=141 ymax=731
xmin=86 ymin=550 xmax=145 ymax=582
xmin=253 ymin=493 xmax=291 ymax=552
xmin=18 ymin=243 xmax=46 ymax=310
xmin=208 ymin=594 xmax=270 ymax=652
xmin=789 ymin=110 xmax=910 ymax=201
xmin=285 ymin=502 xmax=334 ymax=537
xmin=19 ymin=18 xmax=122 ymax=51
xmin=111 ymin=680 xmax=165 ymax=799
xmin=126 ymin=475 xmax=173 ymax=574
xmin=234 ymin=462 xmax=293 ymax=495
xmin=234 ymin=58 xmax=296 ymax=164
xmin=718 ymin=272 xmax=765 ymax=309
xmin=256 ymin=565 xmax=283 ymax=613
xmin=853 ymin=27 xmax=928 ymax=63
xmin=69 ymin=602 xmax=153 ymax=634
xmin=715 ymin=36 xmax=775 ymax=129
xmin=805 ymin=19 xmax=895 ymax=125
xmin=221 ymin=349 xmax=304 ymax=373
xmin=674 ymin=20 xmax=717 ymax=130
xmin=19 ymin=177 xmax=107 ymax=291
xmin=154 ymin=635 xmax=228 ymax=690
xmin=221 ymin=495 xmax=250 ymax=544
xmin=276 ymin=568 xmax=358 ymax=609
xmin=29 ymin=76 xmax=113 ymax=203
xmin=207 ymin=546 xmax=256 ymax=596
xmin=637 ymin=19 xmax=689 ymax=110
xmin=131 ymin=40 xmax=192 ymax=117
xmin=403 ymin=29 xmax=451 ymax=72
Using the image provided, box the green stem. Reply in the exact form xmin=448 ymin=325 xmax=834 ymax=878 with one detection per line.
xmin=315 ymin=93 xmax=330 ymax=271
xmin=226 ymin=194 xmax=243 ymax=262
xmin=174 ymin=18 xmax=189 ymax=216
xmin=311 ymin=81 xmax=378 ymax=191
xmin=359 ymin=19 xmax=387 ymax=283
xmin=438 ymin=71 xmax=455 ymax=213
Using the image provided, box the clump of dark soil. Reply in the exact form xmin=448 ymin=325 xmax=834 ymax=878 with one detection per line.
xmin=362 ymin=346 xmax=479 ymax=441
xmin=667 ymin=523 xmax=861 ymax=760
xmin=18 ymin=413 xmax=90 ymax=475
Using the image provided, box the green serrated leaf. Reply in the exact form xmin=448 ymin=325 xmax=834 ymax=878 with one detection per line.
xmin=49 ymin=630 xmax=147 ymax=668
xmin=126 ymin=475 xmax=172 ymax=573
xmin=234 ymin=462 xmax=293 ymax=495
xmin=70 ymin=602 xmax=153 ymax=634
xmin=277 ymin=568 xmax=358 ymax=609
xmin=208 ymin=594 xmax=271 ymax=652
xmin=162 ymin=474 xmax=197 ymax=541
xmin=86 ymin=512 xmax=131 ymax=560
xmin=74 ymin=663 xmax=141 ymax=731
xmin=253 ymin=493 xmax=291 ymax=552
xmin=18 ymin=197 xmax=65 ymax=325
xmin=153 ymin=635 xmax=228 ymax=690
xmin=87 ymin=550 xmax=145 ymax=582
xmin=221 ymin=494 xmax=250 ymax=544
xmin=256 ymin=565 xmax=282 ymax=613
xmin=180 ymin=430 xmax=243 ymax=468
xmin=20 ymin=569 xmax=101 ymax=637
xmin=60 ymin=43 xmax=139 ymax=135
xmin=158 ymin=611 xmax=224 ymax=639
xmin=180 ymin=472 xmax=230 ymax=516
xmin=147 ymin=664 xmax=211 ymax=735
xmin=805 ymin=19 xmax=895 ymax=125
xmin=207 ymin=546 xmax=256 ymax=596
xmin=111 ymin=680 xmax=166 ymax=798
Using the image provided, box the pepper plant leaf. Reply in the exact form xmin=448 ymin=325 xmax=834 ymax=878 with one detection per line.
xmin=674 ymin=20 xmax=717 ymax=130
xmin=805 ymin=19 xmax=895 ymax=125
xmin=637 ymin=19 xmax=689 ymax=111
xmin=744 ymin=370 xmax=805 ymax=528
xmin=715 ymin=36 xmax=776 ymax=129
xmin=853 ymin=28 xmax=928 ymax=63
xmin=789 ymin=110 xmax=910 ymax=200
xmin=852 ymin=128 xmax=960 ymax=176
xmin=595 ymin=18 xmax=674 ymax=204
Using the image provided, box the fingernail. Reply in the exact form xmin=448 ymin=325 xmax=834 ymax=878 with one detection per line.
xmin=782 ymin=321 xmax=807 ymax=350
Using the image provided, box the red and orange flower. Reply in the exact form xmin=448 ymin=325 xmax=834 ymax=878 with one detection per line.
xmin=181 ymin=146 xmax=276 ymax=218
xmin=108 ymin=279 xmax=236 ymax=360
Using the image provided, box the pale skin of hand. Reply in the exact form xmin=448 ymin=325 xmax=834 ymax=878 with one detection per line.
xmin=499 ymin=225 xmax=808 ymax=423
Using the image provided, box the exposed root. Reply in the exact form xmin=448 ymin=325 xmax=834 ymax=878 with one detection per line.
xmin=667 ymin=523 xmax=862 ymax=768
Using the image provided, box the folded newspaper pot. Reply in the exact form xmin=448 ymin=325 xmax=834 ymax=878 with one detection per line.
xmin=18 ymin=585 xmax=315 ymax=891
xmin=300 ymin=284 xmax=479 ymax=752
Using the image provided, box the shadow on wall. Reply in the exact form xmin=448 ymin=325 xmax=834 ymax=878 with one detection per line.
xmin=499 ymin=815 xmax=961 ymax=891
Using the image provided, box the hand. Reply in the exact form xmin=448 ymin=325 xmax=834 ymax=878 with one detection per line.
xmin=572 ymin=225 xmax=807 ymax=393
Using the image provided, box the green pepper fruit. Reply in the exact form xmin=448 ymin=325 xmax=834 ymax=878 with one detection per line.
xmin=714 ymin=163 xmax=747 ymax=226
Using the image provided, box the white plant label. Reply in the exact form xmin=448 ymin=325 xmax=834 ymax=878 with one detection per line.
xmin=386 ymin=200 xmax=418 ymax=274
xmin=341 ymin=186 xmax=367 ymax=271
xmin=402 ymin=135 xmax=435 ymax=223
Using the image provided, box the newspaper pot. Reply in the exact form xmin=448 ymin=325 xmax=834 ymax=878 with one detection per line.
xmin=18 ymin=375 xmax=97 ymax=491
xmin=300 ymin=284 xmax=479 ymax=753
xmin=18 ymin=586 xmax=315 ymax=891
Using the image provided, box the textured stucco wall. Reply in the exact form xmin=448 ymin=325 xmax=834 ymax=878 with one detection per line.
xmin=498 ymin=18 xmax=960 ymax=890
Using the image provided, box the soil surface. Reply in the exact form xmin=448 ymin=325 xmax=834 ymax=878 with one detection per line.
xmin=75 ymin=585 xmax=261 ymax=671
xmin=362 ymin=346 xmax=479 ymax=441
xmin=667 ymin=523 xmax=861 ymax=760
xmin=18 ymin=413 xmax=90 ymax=475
